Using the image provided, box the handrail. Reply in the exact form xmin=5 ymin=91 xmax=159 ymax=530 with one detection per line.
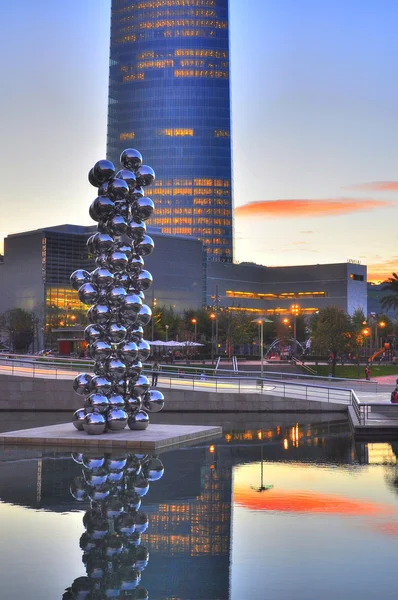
xmin=215 ymin=356 xmax=221 ymax=371
xmin=291 ymin=356 xmax=317 ymax=375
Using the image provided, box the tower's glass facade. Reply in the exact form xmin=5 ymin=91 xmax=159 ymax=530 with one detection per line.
xmin=107 ymin=0 xmax=233 ymax=261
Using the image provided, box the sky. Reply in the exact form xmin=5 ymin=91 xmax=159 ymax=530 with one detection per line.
xmin=1 ymin=0 xmax=397 ymax=281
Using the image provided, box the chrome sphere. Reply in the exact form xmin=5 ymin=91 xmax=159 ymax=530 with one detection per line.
xmin=116 ymin=168 xmax=137 ymax=191
xmin=120 ymin=148 xmax=143 ymax=171
xmin=120 ymin=567 xmax=141 ymax=593
xmin=88 ymin=167 xmax=100 ymax=187
xmin=143 ymin=389 xmax=164 ymax=413
xmin=108 ymin=177 xmax=129 ymax=200
xmin=83 ymin=412 xmax=106 ymax=435
xmin=78 ymin=282 xmax=98 ymax=305
xmin=82 ymin=455 xmax=106 ymax=471
xmin=106 ymin=454 xmax=127 ymax=470
xmin=136 ymin=305 xmax=152 ymax=327
xmin=127 ymin=254 xmax=145 ymax=275
xmin=72 ymin=408 xmax=86 ymax=430
xmin=73 ymin=373 xmax=92 ymax=396
xmin=126 ymin=360 xmax=143 ymax=381
xmin=91 ymin=267 xmax=114 ymax=289
xmin=70 ymin=477 xmax=88 ymax=501
xmin=114 ymin=198 xmax=129 ymax=218
xmin=88 ymin=303 xmax=112 ymax=326
xmin=127 ymin=219 xmax=146 ymax=241
xmin=93 ymin=159 xmax=116 ymax=183
xmin=132 ymin=474 xmax=149 ymax=497
xmin=131 ymin=186 xmax=145 ymax=201
xmin=107 ymin=322 xmax=127 ymax=344
xmin=143 ymin=457 xmax=164 ymax=481
xmin=112 ymin=378 xmax=127 ymax=395
xmin=87 ymin=485 xmax=111 ymax=503
xmin=83 ymin=468 xmax=108 ymax=487
xmin=108 ymin=394 xmax=126 ymax=409
xmin=124 ymin=490 xmax=141 ymax=510
xmin=136 ymin=234 xmax=154 ymax=257
xmin=129 ymin=327 xmax=144 ymax=343
xmin=115 ymin=514 xmax=136 ymax=537
xmin=85 ymin=393 xmax=110 ymax=413
xmin=106 ymin=408 xmax=128 ymax=431
xmin=90 ymin=375 xmax=113 ymax=395
xmin=107 ymin=214 xmax=128 ymax=236
xmin=95 ymin=252 xmax=109 ymax=268
xmin=114 ymin=272 xmax=131 ymax=289
xmin=115 ymin=240 xmax=133 ymax=257
xmin=104 ymin=499 xmax=124 ymax=522
xmin=107 ymin=285 xmax=128 ymax=306
xmin=70 ymin=269 xmax=91 ymax=291
xmin=71 ymin=578 xmax=93 ymax=600
xmin=134 ymin=512 xmax=149 ymax=534
xmin=105 ymin=358 xmax=127 ymax=381
xmin=98 ymin=180 xmax=109 ymax=196
xmin=121 ymin=293 xmax=142 ymax=317
xmin=71 ymin=452 xmax=84 ymax=464
xmin=92 ymin=231 xmax=115 ymax=254
xmin=108 ymin=250 xmax=128 ymax=272
xmin=133 ymin=374 xmax=150 ymax=396
xmin=136 ymin=339 xmax=151 ymax=361
xmin=136 ymin=165 xmax=155 ymax=187
xmin=84 ymin=324 xmax=104 ymax=344
xmin=125 ymin=395 xmax=142 ymax=412
xmin=118 ymin=341 xmax=138 ymax=364
xmin=126 ymin=456 xmax=142 ymax=476
xmin=127 ymin=410 xmax=149 ymax=431
xmin=90 ymin=196 xmax=115 ymax=222
xmin=107 ymin=469 xmax=124 ymax=484
xmin=135 ymin=197 xmax=154 ymax=221
xmin=90 ymin=340 xmax=112 ymax=361
xmin=136 ymin=270 xmax=153 ymax=291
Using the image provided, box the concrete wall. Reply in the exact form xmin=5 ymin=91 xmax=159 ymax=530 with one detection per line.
xmin=0 ymin=375 xmax=346 ymax=413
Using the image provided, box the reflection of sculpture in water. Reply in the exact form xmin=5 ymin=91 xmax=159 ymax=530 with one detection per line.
xmin=64 ymin=451 xmax=164 ymax=599
xmin=70 ymin=148 xmax=165 ymax=435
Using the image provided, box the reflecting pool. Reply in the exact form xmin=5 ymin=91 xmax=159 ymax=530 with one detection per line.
xmin=1 ymin=413 xmax=398 ymax=599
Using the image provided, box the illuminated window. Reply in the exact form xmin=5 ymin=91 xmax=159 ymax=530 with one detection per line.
xmin=119 ymin=132 xmax=135 ymax=141
xmin=226 ymin=291 xmax=327 ymax=300
xmin=158 ymin=128 xmax=194 ymax=136
xmin=350 ymin=273 xmax=364 ymax=281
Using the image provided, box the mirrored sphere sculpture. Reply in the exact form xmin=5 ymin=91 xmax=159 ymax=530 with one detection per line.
xmin=71 ymin=148 xmax=164 ymax=434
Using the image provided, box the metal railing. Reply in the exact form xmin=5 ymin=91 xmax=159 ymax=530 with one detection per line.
xmin=0 ymin=354 xmax=353 ymax=405
xmin=352 ymin=392 xmax=398 ymax=425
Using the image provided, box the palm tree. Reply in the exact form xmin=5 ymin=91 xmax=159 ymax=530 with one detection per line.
xmin=381 ymin=273 xmax=398 ymax=311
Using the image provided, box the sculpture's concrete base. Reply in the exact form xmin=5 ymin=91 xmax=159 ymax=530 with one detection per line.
xmin=0 ymin=423 xmax=222 ymax=451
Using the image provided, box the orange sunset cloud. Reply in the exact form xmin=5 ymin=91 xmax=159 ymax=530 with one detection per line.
xmin=367 ymin=257 xmax=398 ymax=283
xmin=235 ymin=198 xmax=393 ymax=218
xmin=347 ymin=182 xmax=398 ymax=192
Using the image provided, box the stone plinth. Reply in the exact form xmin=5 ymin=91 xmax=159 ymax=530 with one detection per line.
xmin=0 ymin=423 xmax=222 ymax=451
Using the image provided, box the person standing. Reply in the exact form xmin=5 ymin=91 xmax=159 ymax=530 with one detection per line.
xmin=365 ymin=366 xmax=371 ymax=381
xmin=152 ymin=361 xmax=160 ymax=387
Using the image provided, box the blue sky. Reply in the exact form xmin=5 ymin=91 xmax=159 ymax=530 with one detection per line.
xmin=1 ymin=0 xmax=397 ymax=280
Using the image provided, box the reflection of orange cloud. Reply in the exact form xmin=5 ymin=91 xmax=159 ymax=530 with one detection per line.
xmin=235 ymin=199 xmax=393 ymax=218
xmin=234 ymin=487 xmax=394 ymax=516
xmin=367 ymin=258 xmax=398 ymax=283
xmin=348 ymin=182 xmax=398 ymax=192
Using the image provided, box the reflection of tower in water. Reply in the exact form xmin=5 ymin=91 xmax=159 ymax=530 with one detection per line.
xmin=65 ymin=451 xmax=164 ymax=599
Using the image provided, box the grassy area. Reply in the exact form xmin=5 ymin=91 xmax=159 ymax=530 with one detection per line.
xmin=311 ymin=364 xmax=398 ymax=379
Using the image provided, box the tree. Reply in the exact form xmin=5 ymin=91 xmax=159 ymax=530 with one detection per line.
xmin=310 ymin=307 xmax=353 ymax=376
xmin=381 ymin=273 xmax=398 ymax=312
xmin=0 ymin=308 xmax=35 ymax=352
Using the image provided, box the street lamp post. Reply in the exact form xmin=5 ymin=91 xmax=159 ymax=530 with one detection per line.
xmin=165 ymin=324 xmax=169 ymax=342
xmin=191 ymin=318 xmax=197 ymax=343
xmin=251 ymin=317 xmax=272 ymax=378
xmin=210 ymin=313 xmax=216 ymax=364
xmin=151 ymin=297 xmax=157 ymax=341
xmin=290 ymin=304 xmax=300 ymax=356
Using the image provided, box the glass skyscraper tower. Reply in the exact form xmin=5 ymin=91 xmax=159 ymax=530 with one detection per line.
xmin=107 ymin=0 xmax=233 ymax=261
